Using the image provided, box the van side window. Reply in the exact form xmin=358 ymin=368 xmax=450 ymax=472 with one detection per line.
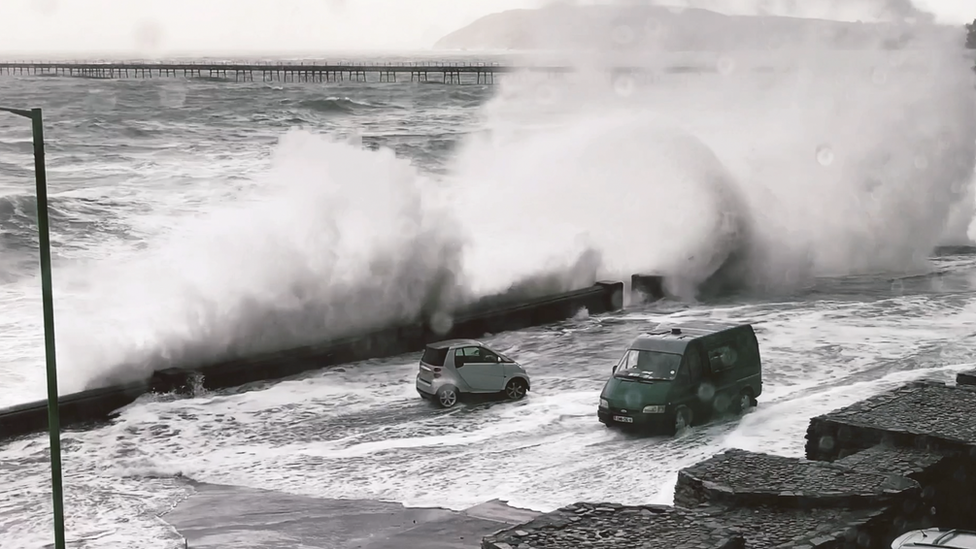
xmin=708 ymin=343 xmax=738 ymax=372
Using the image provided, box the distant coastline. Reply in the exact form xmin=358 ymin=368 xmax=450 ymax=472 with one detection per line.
xmin=433 ymin=5 xmax=961 ymax=52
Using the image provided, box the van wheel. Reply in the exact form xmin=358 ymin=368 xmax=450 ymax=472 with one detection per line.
xmin=733 ymin=389 xmax=756 ymax=414
xmin=505 ymin=379 xmax=528 ymax=401
xmin=436 ymin=386 xmax=459 ymax=409
xmin=673 ymin=406 xmax=692 ymax=435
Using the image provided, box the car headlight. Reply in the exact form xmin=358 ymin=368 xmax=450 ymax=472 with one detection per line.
xmin=600 ymin=398 xmax=609 ymax=409
xmin=642 ymin=405 xmax=666 ymax=414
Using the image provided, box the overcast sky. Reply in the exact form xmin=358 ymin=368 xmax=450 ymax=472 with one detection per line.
xmin=0 ymin=0 xmax=970 ymax=55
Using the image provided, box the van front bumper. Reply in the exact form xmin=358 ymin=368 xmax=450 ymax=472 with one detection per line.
xmin=598 ymin=407 xmax=671 ymax=432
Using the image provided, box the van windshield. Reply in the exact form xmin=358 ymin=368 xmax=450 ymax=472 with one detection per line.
xmin=614 ymin=350 xmax=682 ymax=381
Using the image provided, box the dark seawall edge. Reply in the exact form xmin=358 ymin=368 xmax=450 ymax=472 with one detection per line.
xmin=0 ymin=280 xmax=627 ymax=443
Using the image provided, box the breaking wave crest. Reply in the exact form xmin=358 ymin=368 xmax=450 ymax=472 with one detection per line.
xmin=45 ymin=10 xmax=976 ymax=393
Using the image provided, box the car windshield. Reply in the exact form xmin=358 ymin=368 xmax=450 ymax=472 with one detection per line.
xmin=614 ymin=350 xmax=682 ymax=381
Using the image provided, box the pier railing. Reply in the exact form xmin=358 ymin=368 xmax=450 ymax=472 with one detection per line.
xmin=0 ymin=61 xmax=583 ymax=84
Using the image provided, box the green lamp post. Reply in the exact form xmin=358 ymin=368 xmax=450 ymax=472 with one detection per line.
xmin=1 ymin=106 xmax=65 ymax=549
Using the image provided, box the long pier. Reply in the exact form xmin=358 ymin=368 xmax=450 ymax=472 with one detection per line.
xmin=0 ymin=61 xmax=578 ymax=84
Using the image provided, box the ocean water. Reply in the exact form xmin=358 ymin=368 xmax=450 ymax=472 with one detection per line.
xmin=1 ymin=44 xmax=976 ymax=548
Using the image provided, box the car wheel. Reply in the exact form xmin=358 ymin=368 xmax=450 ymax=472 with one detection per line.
xmin=505 ymin=379 xmax=528 ymax=401
xmin=436 ymin=386 xmax=459 ymax=409
xmin=673 ymin=406 xmax=692 ymax=435
xmin=733 ymin=389 xmax=755 ymax=414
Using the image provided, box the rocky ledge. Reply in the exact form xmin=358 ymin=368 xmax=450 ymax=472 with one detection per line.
xmin=805 ymin=381 xmax=976 ymax=462
xmin=675 ymin=449 xmax=918 ymax=509
xmin=957 ymin=368 xmax=976 ymax=387
xmin=834 ymin=445 xmax=950 ymax=480
xmin=481 ymin=501 xmax=886 ymax=549
xmin=483 ymin=379 xmax=976 ymax=549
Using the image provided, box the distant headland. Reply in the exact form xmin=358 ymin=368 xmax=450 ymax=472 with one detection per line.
xmin=433 ymin=5 xmax=960 ymax=52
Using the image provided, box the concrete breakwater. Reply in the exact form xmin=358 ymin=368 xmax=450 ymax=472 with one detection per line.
xmin=483 ymin=369 xmax=976 ymax=549
xmin=0 ymin=279 xmax=629 ymax=443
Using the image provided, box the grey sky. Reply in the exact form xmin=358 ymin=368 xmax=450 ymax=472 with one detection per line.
xmin=0 ymin=0 xmax=970 ymax=55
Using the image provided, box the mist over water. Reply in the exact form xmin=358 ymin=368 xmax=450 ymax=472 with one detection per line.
xmin=20 ymin=4 xmax=974 ymax=395
xmin=453 ymin=6 xmax=976 ymax=297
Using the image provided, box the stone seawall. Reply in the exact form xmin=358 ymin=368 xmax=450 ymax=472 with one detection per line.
xmin=482 ymin=372 xmax=976 ymax=549
xmin=0 ymin=280 xmax=626 ymax=443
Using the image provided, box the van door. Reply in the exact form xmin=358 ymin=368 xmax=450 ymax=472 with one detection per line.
xmin=705 ymin=337 xmax=741 ymax=411
xmin=682 ymin=343 xmax=708 ymax=419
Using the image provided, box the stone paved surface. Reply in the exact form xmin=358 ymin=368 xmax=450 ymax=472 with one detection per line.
xmin=835 ymin=445 xmax=948 ymax=479
xmin=675 ymin=449 xmax=917 ymax=509
xmin=481 ymin=503 xmax=744 ymax=549
xmin=699 ymin=506 xmax=883 ymax=549
xmin=958 ymin=369 xmax=976 ymax=387
xmin=164 ymin=482 xmax=538 ymax=549
xmin=481 ymin=502 xmax=883 ymax=549
xmin=806 ymin=382 xmax=976 ymax=461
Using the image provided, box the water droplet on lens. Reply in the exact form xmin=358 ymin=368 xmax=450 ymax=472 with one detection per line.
xmin=644 ymin=18 xmax=663 ymax=37
xmin=159 ymin=83 xmax=188 ymax=108
xmin=720 ymin=212 xmax=737 ymax=235
xmin=952 ymin=180 xmax=968 ymax=197
xmin=818 ymin=435 xmax=835 ymax=452
xmin=613 ymin=74 xmax=636 ymax=97
xmin=612 ymin=25 xmax=635 ymax=45
xmin=871 ymin=67 xmax=887 ymax=85
xmin=535 ymin=84 xmax=556 ymax=105
xmin=914 ymin=155 xmax=928 ymax=170
xmin=134 ymin=20 xmax=165 ymax=54
xmin=891 ymin=279 xmax=904 ymax=294
xmin=84 ymin=89 xmax=118 ymax=110
xmin=713 ymin=393 xmax=730 ymax=412
xmin=816 ymin=145 xmax=834 ymax=166
xmin=717 ymin=56 xmax=735 ymax=76
xmin=430 ymin=311 xmax=454 ymax=336
xmin=937 ymin=133 xmax=951 ymax=151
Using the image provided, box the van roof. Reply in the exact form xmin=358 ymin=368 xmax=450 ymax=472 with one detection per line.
xmin=630 ymin=320 xmax=752 ymax=354
xmin=426 ymin=339 xmax=483 ymax=349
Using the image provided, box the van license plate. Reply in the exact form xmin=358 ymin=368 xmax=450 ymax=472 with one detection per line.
xmin=613 ymin=415 xmax=633 ymax=423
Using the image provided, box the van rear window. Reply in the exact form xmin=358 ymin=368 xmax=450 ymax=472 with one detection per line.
xmin=422 ymin=346 xmax=448 ymax=366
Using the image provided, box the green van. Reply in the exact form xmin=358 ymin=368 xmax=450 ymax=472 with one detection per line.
xmin=597 ymin=321 xmax=762 ymax=435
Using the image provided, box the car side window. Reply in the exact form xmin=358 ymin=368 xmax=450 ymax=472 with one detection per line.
xmin=452 ymin=348 xmax=466 ymax=367
xmin=455 ymin=347 xmax=478 ymax=367
xmin=456 ymin=346 xmax=498 ymax=366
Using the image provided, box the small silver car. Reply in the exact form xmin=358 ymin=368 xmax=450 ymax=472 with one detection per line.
xmin=890 ymin=529 xmax=976 ymax=549
xmin=415 ymin=339 xmax=531 ymax=408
